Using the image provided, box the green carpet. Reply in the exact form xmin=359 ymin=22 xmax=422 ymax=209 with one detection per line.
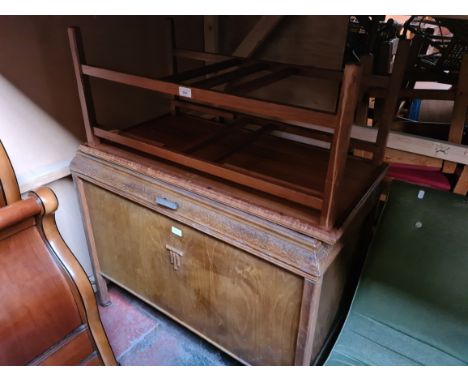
xmin=325 ymin=181 xmax=468 ymax=366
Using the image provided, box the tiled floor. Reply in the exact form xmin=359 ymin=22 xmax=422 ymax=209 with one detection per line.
xmin=98 ymin=284 xmax=240 ymax=366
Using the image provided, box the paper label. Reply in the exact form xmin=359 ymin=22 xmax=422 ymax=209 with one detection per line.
xmin=171 ymin=226 xmax=183 ymax=237
xmin=178 ymin=86 xmax=192 ymax=98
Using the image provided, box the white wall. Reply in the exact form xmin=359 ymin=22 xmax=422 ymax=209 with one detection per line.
xmin=0 ymin=75 xmax=79 ymax=191
xmin=48 ymin=177 xmax=94 ymax=276
xmin=0 ymin=73 xmax=91 ymax=274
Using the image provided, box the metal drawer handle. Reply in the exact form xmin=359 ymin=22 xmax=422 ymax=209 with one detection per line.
xmin=156 ymin=196 xmax=179 ymax=210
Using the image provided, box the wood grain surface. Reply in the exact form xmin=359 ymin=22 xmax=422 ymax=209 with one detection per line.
xmin=0 ymin=225 xmax=83 ymax=365
xmin=83 ymin=181 xmax=303 ymax=365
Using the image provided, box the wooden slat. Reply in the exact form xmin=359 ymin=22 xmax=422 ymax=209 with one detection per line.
xmin=222 ymin=163 xmax=321 ymax=197
xmin=183 ymin=128 xmax=236 ymax=154
xmin=82 ymin=65 xmax=338 ymax=128
xmin=246 ymin=116 xmax=377 ymax=154
xmin=272 ymin=64 xmax=342 ymax=82
xmin=182 ymin=119 xmax=249 ymax=153
xmin=122 ymin=131 xmax=165 ymax=148
xmin=191 ymin=62 xmax=268 ymax=89
xmin=172 ymin=103 xmax=375 ymax=154
xmin=228 ymin=67 xmax=297 ymax=94
xmin=173 ymin=48 xmax=230 ymax=62
xmin=164 ymin=58 xmax=241 ymax=82
xmin=67 ymin=27 xmax=99 ymax=146
xmin=93 ymin=127 xmax=324 ymax=210
xmin=321 ymin=65 xmax=363 ymax=228
xmin=173 ymin=49 xmax=344 ymax=81
xmin=170 ymin=104 xmax=376 ymax=157
xmin=214 ymin=124 xmax=274 ymax=163
xmin=373 ymin=40 xmax=411 ymax=165
xmin=270 ymin=122 xmax=334 ymax=143
xmin=172 ymin=100 xmax=235 ymax=120
xmin=280 ymin=128 xmax=377 ymax=154
xmin=384 ymin=148 xmax=443 ymax=168
xmin=233 ymin=16 xmax=285 ymax=57
xmin=443 ymin=54 xmax=468 ymax=173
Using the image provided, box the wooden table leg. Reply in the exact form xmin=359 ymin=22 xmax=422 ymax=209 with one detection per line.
xmin=74 ymin=176 xmax=111 ymax=306
xmin=454 ymin=165 xmax=468 ymax=196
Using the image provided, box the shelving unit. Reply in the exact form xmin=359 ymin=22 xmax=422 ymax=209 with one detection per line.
xmin=68 ymin=26 xmax=388 ymax=229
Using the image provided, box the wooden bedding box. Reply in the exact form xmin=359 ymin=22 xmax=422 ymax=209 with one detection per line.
xmin=71 ymin=142 xmax=382 ymax=365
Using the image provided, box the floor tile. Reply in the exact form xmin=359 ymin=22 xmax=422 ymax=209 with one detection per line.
xmin=99 ymin=284 xmax=239 ymax=366
xmin=119 ymin=321 xmax=239 ymax=366
xmin=98 ymin=286 xmax=158 ymax=359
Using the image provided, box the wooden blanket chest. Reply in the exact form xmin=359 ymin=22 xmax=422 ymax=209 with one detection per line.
xmin=71 ymin=143 xmax=382 ymax=365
